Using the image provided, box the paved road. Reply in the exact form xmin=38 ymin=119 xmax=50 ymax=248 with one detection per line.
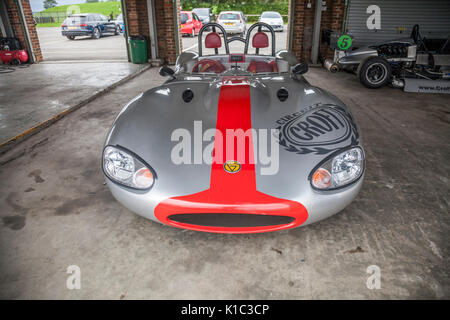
xmin=37 ymin=27 xmax=127 ymax=61
xmin=182 ymin=24 xmax=287 ymax=55
xmin=0 ymin=68 xmax=448 ymax=299
xmin=37 ymin=25 xmax=286 ymax=61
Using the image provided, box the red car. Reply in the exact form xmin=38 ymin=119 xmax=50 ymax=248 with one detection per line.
xmin=180 ymin=11 xmax=203 ymax=37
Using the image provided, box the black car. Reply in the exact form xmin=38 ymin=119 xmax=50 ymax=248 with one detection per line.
xmin=192 ymin=8 xmax=215 ymax=24
xmin=61 ymin=13 xmax=121 ymax=40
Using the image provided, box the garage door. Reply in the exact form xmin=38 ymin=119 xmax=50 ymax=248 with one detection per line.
xmin=345 ymin=0 xmax=450 ymax=47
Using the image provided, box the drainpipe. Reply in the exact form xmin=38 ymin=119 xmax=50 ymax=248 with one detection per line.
xmin=287 ymin=0 xmax=295 ymax=51
xmin=120 ymin=0 xmax=130 ymax=62
xmin=342 ymin=0 xmax=349 ymax=33
xmin=146 ymin=0 xmax=158 ymax=60
xmin=15 ymin=0 xmax=36 ymax=63
xmin=173 ymin=0 xmax=180 ymax=59
xmin=311 ymin=0 xmax=322 ymax=64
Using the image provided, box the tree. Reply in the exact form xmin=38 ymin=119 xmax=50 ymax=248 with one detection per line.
xmin=43 ymin=0 xmax=57 ymax=10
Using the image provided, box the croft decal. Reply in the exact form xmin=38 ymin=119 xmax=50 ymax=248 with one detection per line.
xmin=276 ymin=104 xmax=359 ymax=155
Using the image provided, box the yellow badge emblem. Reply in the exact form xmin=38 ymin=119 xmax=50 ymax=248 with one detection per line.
xmin=223 ymin=160 xmax=241 ymax=173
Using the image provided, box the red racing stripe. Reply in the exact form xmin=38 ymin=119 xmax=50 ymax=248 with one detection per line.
xmin=154 ymin=77 xmax=308 ymax=233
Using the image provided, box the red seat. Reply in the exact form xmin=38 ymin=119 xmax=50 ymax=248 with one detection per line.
xmin=247 ymin=60 xmax=278 ymax=73
xmin=205 ymin=32 xmax=221 ymax=48
xmin=252 ymin=32 xmax=269 ymax=48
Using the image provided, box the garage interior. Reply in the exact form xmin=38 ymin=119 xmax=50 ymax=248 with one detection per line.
xmin=0 ymin=0 xmax=449 ymax=299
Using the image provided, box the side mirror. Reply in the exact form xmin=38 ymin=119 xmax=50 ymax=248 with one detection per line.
xmin=292 ymin=62 xmax=308 ymax=75
xmin=159 ymin=66 xmax=175 ymax=78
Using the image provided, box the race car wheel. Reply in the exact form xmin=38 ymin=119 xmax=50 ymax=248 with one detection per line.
xmin=92 ymin=27 xmax=101 ymax=39
xmin=67 ymin=36 xmax=75 ymax=40
xmin=358 ymin=57 xmax=391 ymax=89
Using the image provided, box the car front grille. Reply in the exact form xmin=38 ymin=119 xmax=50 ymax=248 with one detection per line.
xmin=168 ymin=213 xmax=295 ymax=228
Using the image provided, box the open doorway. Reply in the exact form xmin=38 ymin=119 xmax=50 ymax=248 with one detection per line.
xmin=31 ymin=0 xmax=128 ymax=61
xmin=178 ymin=0 xmax=290 ymax=56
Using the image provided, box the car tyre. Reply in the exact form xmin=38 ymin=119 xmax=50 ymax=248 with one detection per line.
xmin=67 ymin=36 xmax=75 ymax=40
xmin=92 ymin=27 xmax=101 ymax=39
xmin=114 ymin=25 xmax=121 ymax=35
xmin=190 ymin=28 xmax=196 ymax=38
xmin=358 ymin=57 xmax=391 ymax=89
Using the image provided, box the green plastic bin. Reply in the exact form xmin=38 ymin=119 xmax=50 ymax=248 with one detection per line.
xmin=128 ymin=36 xmax=148 ymax=64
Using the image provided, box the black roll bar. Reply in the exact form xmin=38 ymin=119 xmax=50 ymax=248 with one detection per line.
xmin=226 ymin=36 xmax=246 ymax=46
xmin=198 ymin=23 xmax=229 ymax=56
xmin=244 ymin=22 xmax=276 ymax=56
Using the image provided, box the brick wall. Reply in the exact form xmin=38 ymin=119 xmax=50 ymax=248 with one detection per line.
xmin=289 ymin=0 xmax=345 ymax=63
xmin=4 ymin=0 xmax=42 ymax=62
xmin=125 ymin=0 xmax=150 ymax=59
xmin=154 ymin=0 xmax=181 ymax=64
xmin=319 ymin=0 xmax=345 ymax=60
xmin=125 ymin=0 xmax=180 ymax=64
xmin=21 ymin=0 xmax=41 ymax=61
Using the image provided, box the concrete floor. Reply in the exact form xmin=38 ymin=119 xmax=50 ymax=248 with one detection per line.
xmin=0 ymin=68 xmax=448 ymax=299
xmin=37 ymin=27 xmax=127 ymax=61
xmin=0 ymin=62 xmax=145 ymax=146
xmin=182 ymin=23 xmax=287 ymax=54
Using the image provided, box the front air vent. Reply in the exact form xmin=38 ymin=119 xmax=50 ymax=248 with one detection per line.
xmin=168 ymin=213 xmax=295 ymax=228
xmin=277 ymin=88 xmax=289 ymax=102
xmin=182 ymin=89 xmax=194 ymax=103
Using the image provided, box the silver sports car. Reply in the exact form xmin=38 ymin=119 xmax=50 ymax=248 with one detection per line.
xmin=102 ymin=23 xmax=365 ymax=234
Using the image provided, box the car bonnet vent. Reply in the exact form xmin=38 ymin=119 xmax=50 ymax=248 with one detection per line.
xmin=277 ymin=88 xmax=289 ymax=102
xmin=182 ymin=89 xmax=194 ymax=103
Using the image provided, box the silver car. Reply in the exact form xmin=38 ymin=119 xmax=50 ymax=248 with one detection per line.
xmin=259 ymin=11 xmax=284 ymax=32
xmin=102 ymin=23 xmax=365 ymax=234
xmin=217 ymin=11 xmax=246 ymax=35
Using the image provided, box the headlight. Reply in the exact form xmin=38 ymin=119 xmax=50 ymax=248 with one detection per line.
xmin=103 ymin=146 xmax=155 ymax=190
xmin=310 ymin=147 xmax=364 ymax=190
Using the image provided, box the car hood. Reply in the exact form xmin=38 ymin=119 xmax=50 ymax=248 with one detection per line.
xmin=105 ymin=74 xmax=361 ymax=200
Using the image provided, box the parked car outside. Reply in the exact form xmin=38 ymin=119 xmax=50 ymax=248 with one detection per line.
xmin=217 ymin=11 xmax=247 ymax=36
xmin=61 ymin=13 xmax=121 ymax=40
xmin=180 ymin=11 xmax=203 ymax=37
xmin=192 ymin=8 xmax=215 ymax=25
xmin=259 ymin=11 xmax=284 ymax=32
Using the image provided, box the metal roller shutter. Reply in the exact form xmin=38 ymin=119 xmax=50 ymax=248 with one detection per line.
xmin=345 ymin=0 xmax=450 ymax=47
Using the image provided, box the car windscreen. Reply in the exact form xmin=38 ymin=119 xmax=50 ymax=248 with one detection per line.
xmin=219 ymin=13 xmax=239 ymax=20
xmin=116 ymin=13 xmax=123 ymax=22
xmin=261 ymin=12 xmax=281 ymax=19
xmin=188 ymin=56 xmax=279 ymax=75
xmin=193 ymin=9 xmax=208 ymax=17
xmin=180 ymin=13 xmax=189 ymax=24
xmin=64 ymin=16 xmax=86 ymax=25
